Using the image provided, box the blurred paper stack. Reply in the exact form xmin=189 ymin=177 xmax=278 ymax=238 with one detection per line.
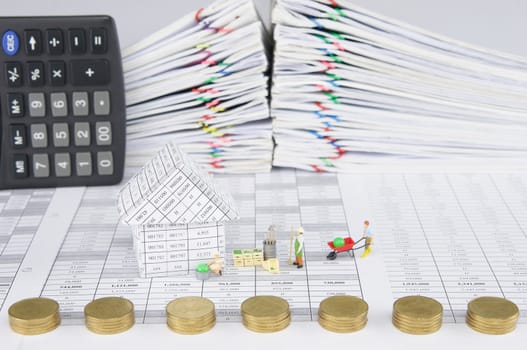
xmin=272 ymin=0 xmax=527 ymax=171
xmin=123 ymin=0 xmax=272 ymax=173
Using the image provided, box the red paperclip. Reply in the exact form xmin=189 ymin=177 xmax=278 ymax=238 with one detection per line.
xmin=195 ymin=8 xmax=204 ymax=22
xmin=217 ymin=27 xmax=234 ymax=33
xmin=328 ymin=148 xmax=346 ymax=160
xmin=321 ymin=61 xmax=336 ymax=70
xmin=311 ymin=165 xmax=325 ymax=173
xmin=333 ymin=42 xmax=346 ymax=51
xmin=205 ymin=99 xmax=220 ymax=108
xmin=315 ymin=102 xmax=329 ymax=111
xmin=316 ymin=84 xmax=331 ymax=92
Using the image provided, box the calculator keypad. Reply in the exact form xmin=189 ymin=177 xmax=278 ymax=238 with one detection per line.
xmin=1 ymin=16 xmax=125 ymax=189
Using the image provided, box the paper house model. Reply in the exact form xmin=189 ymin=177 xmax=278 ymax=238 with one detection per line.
xmin=117 ymin=143 xmax=239 ymax=278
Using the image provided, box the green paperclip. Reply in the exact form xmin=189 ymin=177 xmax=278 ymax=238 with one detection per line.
xmin=324 ymin=92 xmax=341 ymax=104
xmin=197 ymin=96 xmax=213 ymax=103
xmin=327 ymin=73 xmax=342 ymax=81
xmin=204 ymin=76 xmax=219 ymax=84
xmin=330 ymin=32 xmax=344 ymax=40
xmin=320 ymin=157 xmax=334 ymax=167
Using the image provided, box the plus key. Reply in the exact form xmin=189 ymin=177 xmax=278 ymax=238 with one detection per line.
xmin=71 ymin=59 xmax=110 ymax=85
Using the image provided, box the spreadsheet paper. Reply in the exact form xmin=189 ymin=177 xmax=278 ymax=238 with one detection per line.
xmin=0 ymin=170 xmax=526 ymax=348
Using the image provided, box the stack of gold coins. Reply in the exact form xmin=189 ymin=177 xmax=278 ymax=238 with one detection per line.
xmin=84 ymin=297 xmax=135 ymax=334
xmin=392 ymin=296 xmax=443 ymax=334
xmin=318 ymin=295 xmax=368 ymax=333
xmin=166 ymin=296 xmax=216 ymax=334
xmin=466 ymin=297 xmax=519 ymax=335
xmin=241 ymin=296 xmax=290 ymax=333
xmin=8 ymin=297 xmax=61 ymax=335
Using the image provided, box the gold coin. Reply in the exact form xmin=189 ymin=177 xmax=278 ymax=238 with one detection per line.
xmin=166 ymin=297 xmax=216 ymax=334
xmin=84 ymin=297 xmax=135 ymax=334
xmin=393 ymin=324 xmax=443 ymax=335
xmin=392 ymin=296 xmax=442 ymax=335
xmin=242 ymin=317 xmax=291 ymax=333
xmin=466 ymin=317 xmax=516 ymax=333
xmin=8 ymin=297 xmax=61 ymax=335
xmin=166 ymin=297 xmax=215 ymax=320
xmin=318 ymin=295 xmax=368 ymax=333
xmin=241 ymin=296 xmax=289 ymax=318
xmin=393 ymin=296 xmax=443 ymax=320
xmin=241 ymin=296 xmax=290 ymax=333
xmin=467 ymin=297 xmax=519 ymax=322
xmin=466 ymin=297 xmax=519 ymax=335
xmin=319 ymin=295 xmax=368 ymax=319
xmin=392 ymin=314 xmax=443 ymax=325
xmin=319 ymin=318 xmax=368 ymax=333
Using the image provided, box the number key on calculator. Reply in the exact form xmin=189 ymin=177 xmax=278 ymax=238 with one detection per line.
xmin=0 ymin=15 xmax=125 ymax=189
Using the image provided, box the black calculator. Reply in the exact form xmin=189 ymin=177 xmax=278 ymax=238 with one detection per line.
xmin=0 ymin=15 xmax=125 ymax=190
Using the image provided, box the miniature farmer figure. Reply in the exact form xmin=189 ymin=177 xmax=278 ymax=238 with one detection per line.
xmin=361 ymin=220 xmax=374 ymax=258
xmin=208 ymin=252 xmax=223 ymax=276
xmin=294 ymin=227 xmax=305 ymax=268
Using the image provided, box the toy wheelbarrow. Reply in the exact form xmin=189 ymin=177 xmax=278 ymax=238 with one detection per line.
xmin=326 ymin=237 xmax=366 ymax=260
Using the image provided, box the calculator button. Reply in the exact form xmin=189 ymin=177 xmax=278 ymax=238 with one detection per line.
xmin=71 ymin=59 xmax=110 ymax=85
xmin=2 ymin=30 xmax=20 ymax=56
xmin=95 ymin=122 xmax=112 ymax=145
xmin=47 ymin=29 xmax=64 ymax=55
xmin=72 ymin=91 xmax=89 ymax=116
xmin=54 ymin=153 xmax=71 ymax=177
xmin=69 ymin=28 xmax=86 ymax=54
xmin=49 ymin=61 xmax=66 ymax=86
xmin=91 ymin=28 xmax=107 ymax=54
xmin=13 ymin=154 xmax=28 ymax=178
xmin=76 ymin=152 xmax=92 ymax=176
xmin=93 ymin=91 xmax=110 ymax=115
xmin=28 ymin=61 xmax=44 ymax=86
xmin=7 ymin=93 xmax=24 ymax=117
xmin=74 ymin=122 xmax=90 ymax=146
xmin=28 ymin=93 xmax=46 ymax=117
xmin=97 ymin=152 xmax=113 ymax=175
xmin=10 ymin=125 xmax=27 ymax=148
xmin=25 ymin=30 xmax=42 ymax=55
xmin=30 ymin=124 xmax=48 ymax=148
xmin=33 ymin=154 xmax=50 ymax=178
xmin=5 ymin=62 xmax=23 ymax=87
xmin=50 ymin=92 xmax=68 ymax=117
xmin=53 ymin=123 xmax=70 ymax=147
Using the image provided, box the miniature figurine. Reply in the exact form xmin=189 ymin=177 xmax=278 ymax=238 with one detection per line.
xmin=263 ymin=225 xmax=277 ymax=260
xmin=288 ymin=226 xmax=294 ymax=265
xmin=361 ymin=220 xmax=374 ymax=258
xmin=293 ymin=227 xmax=305 ymax=268
xmin=262 ymin=258 xmax=280 ymax=274
xmin=195 ymin=263 xmax=210 ymax=280
xmin=208 ymin=252 xmax=223 ymax=276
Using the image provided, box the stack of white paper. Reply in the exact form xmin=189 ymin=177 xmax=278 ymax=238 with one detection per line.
xmin=271 ymin=0 xmax=527 ymax=171
xmin=123 ymin=0 xmax=273 ymax=173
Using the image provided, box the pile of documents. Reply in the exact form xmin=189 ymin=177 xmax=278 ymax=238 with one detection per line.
xmin=123 ymin=0 xmax=272 ymax=173
xmin=271 ymin=0 xmax=527 ymax=171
